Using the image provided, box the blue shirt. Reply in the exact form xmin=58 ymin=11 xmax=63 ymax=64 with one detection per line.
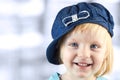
xmin=49 ymin=73 xmax=107 ymax=80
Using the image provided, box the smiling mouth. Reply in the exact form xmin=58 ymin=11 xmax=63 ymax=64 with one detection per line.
xmin=74 ymin=62 xmax=93 ymax=67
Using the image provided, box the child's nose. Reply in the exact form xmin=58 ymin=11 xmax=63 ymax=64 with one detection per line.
xmin=77 ymin=46 xmax=91 ymax=58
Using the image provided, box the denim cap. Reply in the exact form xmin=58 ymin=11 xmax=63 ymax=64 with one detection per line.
xmin=46 ymin=2 xmax=114 ymax=65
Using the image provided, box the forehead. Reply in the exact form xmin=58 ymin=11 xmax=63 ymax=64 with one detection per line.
xmin=64 ymin=23 xmax=109 ymax=42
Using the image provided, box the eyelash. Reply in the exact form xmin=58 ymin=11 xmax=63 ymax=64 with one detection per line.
xmin=69 ymin=43 xmax=100 ymax=49
xmin=69 ymin=42 xmax=78 ymax=48
xmin=90 ymin=44 xmax=99 ymax=49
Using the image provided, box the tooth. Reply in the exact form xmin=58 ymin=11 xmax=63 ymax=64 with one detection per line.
xmin=78 ymin=63 xmax=87 ymax=66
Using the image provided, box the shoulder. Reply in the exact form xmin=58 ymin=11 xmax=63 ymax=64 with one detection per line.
xmin=48 ymin=73 xmax=60 ymax=80
xmin=97 ymin=76 xmax=107 ymax=80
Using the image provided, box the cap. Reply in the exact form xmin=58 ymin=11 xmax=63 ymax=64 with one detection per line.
xmin=46 ymin=2 xmax=114 ymax=65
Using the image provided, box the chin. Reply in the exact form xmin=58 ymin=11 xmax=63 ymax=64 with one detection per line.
xmin=76 ymin=72 xmax=94 ymax=79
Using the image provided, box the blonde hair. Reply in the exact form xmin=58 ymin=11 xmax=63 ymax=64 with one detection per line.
xmin=58 ymin=23 xmax=113 ymax=76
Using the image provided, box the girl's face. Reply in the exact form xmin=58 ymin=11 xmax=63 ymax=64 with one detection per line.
xmin=60 ymin=24 xmax=107 ymax=80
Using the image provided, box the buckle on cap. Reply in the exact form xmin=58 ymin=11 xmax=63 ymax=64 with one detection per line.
xmin=62 ymin=10 xmax=90 ymax=27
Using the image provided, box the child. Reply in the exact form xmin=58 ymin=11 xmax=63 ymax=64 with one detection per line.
xmin=46 ymin=2 xmax=114 ymax=80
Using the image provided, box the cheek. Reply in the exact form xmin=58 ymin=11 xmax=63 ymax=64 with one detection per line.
xmin=93 ymin=53 xmax=106 ymax=68
xmin=60 ymin=48 xmax=75 ymax=64
xmin=61 ymin=52 xmax=72 ymax=62
xmin=95 ymin=49 xmax=107 ymax=63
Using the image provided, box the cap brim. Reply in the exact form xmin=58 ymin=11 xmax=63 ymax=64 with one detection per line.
xmin=46 ymin=38 xmax=60 ymax=64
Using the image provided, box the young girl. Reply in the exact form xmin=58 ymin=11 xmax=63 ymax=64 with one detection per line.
xmin=46 ymin=2 xmax=114 ymax=80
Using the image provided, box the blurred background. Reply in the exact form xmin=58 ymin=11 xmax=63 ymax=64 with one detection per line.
xmin=0 ymin=0 xmax=120 ymax=80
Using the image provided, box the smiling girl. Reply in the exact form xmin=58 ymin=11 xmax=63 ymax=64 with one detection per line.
xmin=46 ymin=2 xmax=114 ymax=80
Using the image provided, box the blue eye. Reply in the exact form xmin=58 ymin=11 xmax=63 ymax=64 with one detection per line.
xmin=90 ymin=44 xmax=98 ymax=49
xmin=71 ymin=43 xmax=78 ymax=48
